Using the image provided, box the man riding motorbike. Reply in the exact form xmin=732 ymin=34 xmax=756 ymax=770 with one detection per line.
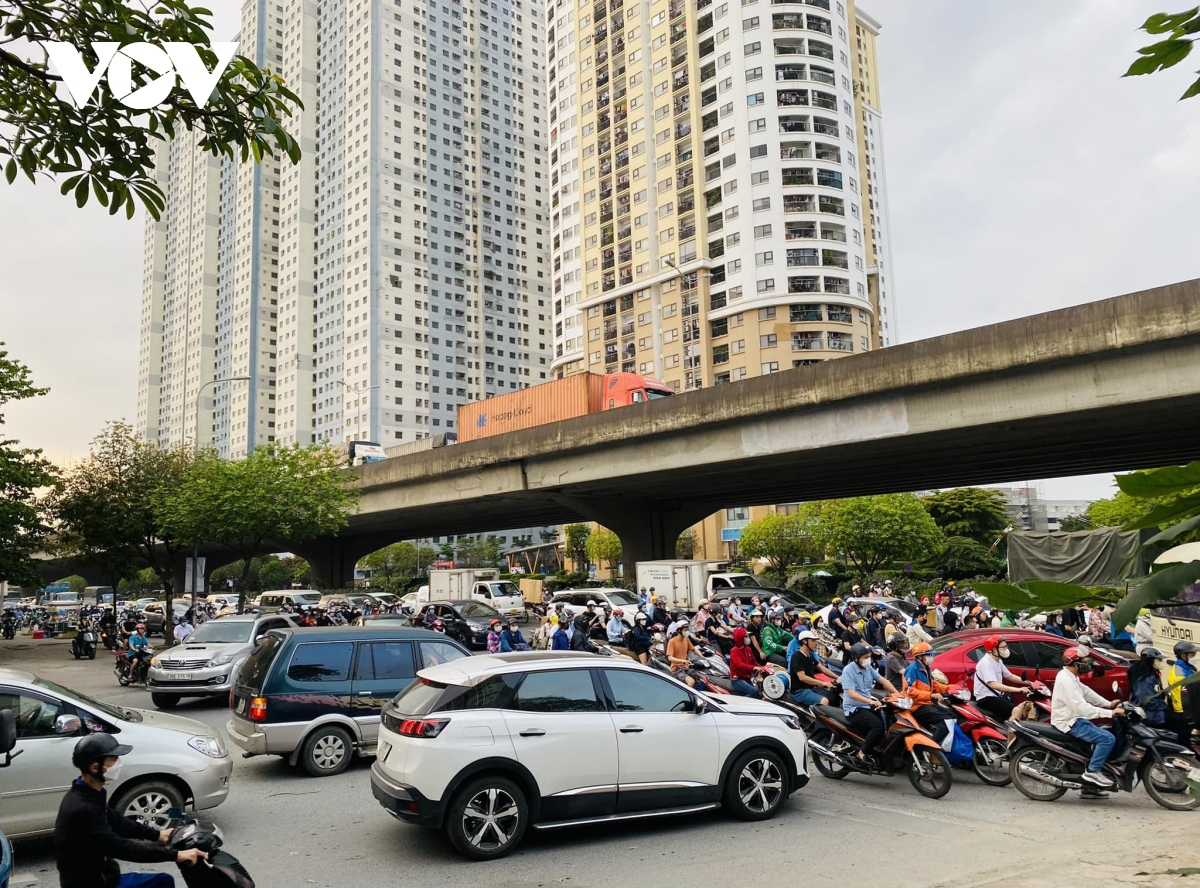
xmin=903 ymin=641 xmax=956 ymax=745
xmin=728 ymin=627 xmax=762 ymax=698
xmin=570 ymin=603 xmax=600 ymax=652
xmin=760 ymin=611 xmax=793 ymax=667
xmin=666 ymin=623 xmax=707 ymax=689
xmin=125 ymin=624 xmax=152 ymax=682
xmin=607 ymin=608 xmax=628 ymax=645
xmin=1052 ymin=647 xmax=1125 ymax=789
xmin=789 ymin=630 xmax=839 ymax=706
xmin=1 ymin=607 xmax=16 ymax=639
xmin=972 ymin=634 xmax=1033 ymax=722
xmin=842 ymin=641 xmax=901 ymax=766
xmin=1166 ymin=640 xmax=1197 ymax=745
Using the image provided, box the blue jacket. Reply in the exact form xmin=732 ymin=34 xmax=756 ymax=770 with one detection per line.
xmin=551 ymin=628 xmax=570 ymax=650
xmin=1131 ymin=673 xmax=1167 ymax=726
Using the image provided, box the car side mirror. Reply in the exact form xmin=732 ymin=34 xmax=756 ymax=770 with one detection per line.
xmin=689 ymin=697 xmax=709 ymax=715
xmin=55 ymin=714 xmax=82 ymax=736
xmin=0 ymin=709 xmax=19 ymax=766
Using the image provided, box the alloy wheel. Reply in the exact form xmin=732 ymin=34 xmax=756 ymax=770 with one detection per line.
xmin=462 ymin=787 xmax=520 ymax=852
xmin=124 ymin=789 xmax=175 ymax=830
xmin=738 ymin=756 xmax=784 ymax=814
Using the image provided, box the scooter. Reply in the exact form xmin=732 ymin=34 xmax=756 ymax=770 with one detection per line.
xmin=113 ymin=647 xmax=152 ymax=686
xmin=72 ymin=623 xmax=98 ymax=659
xmin=805 ymin=691 xmax=954 ymax=798
xmin=1007 ymin=699 xmax=1197 ymax=811
xmin=167 ymin=813 xmax=255 ymax=888
xmin=945 ymin=687 xmax=1011 ymax=786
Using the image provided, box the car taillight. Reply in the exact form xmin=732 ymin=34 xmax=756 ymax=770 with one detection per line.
xmin=398 ymin=718 xmax=449 ymax=738
xmin=248 ymin=697 xmax=268 ymax=722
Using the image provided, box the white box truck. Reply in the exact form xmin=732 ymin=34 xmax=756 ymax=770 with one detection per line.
xmin=426 ymin=568 xmax=526 ymax=618
xmin=636 ymin=561 xmax=766 ymax=612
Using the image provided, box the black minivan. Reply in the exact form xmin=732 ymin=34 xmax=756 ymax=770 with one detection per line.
xmin=226 ymin=626 xmax=470 ymax=776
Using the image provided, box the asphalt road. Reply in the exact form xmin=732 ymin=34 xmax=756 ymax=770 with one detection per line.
xmin=5 ymin=637 xmax=1197 ymax=888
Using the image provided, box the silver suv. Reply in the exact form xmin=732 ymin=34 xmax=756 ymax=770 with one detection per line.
xmin=147 ymin=613 xmax=299 ymax=709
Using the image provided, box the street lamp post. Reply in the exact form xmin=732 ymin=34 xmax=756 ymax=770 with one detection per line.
xmin=189 ymin=375 xmax=251 ymax=617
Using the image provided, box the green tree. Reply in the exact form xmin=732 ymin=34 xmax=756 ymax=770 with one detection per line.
xmin=57 ymin=575 xmax=87 ymax=596
xmin=922 ymin=487 xmax=1009 ymax=546
xmin=156 ymin=444 xmax=358 ymax=611
xmin=932 ymin=536 xmax=1003 ymax=580
xmin=539 ymin=528 xmax=559 ymax=545
xmin=1057 ymin=514 xmax=1093 ymax=532
xmin=285 ymin=556 xmax=312 ymax=588
xmin=807 ymin=493 xmax=945 ymax=574
xmin=359 ymin=542 xmax=417 ymax=590
xmin=118 ymin=567 xmax=159 ymax=596
xmin=1125 ymin=8 xmax=1200 ymax=101
xmin=564 ymin=523 xmax=591 ymax=570
xmin=437 ymin=539 xmax=457 ymax=562
xmin=52 ymin=421 xmax=192 ymax=606
xmin=1 ymin=0 xmax=302 ymax=218
xmin=0 ymin=342 xmax=56 ymax=586
xmin=675 ymin=528 xmax=695 ymax=559
xmin=737 ymin=512 xmax=814 ymax=572
xmin=256 ymin=556 xmax=292 ymax=591
xmin=586 ymin=527 xmax=622 ymax=573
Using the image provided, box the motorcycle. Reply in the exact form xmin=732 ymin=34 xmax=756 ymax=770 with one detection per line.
xmin=1 ymin=619 xmax=15 ymax=640
xmin=167 ymin=813 xmax=255 ymax=888
xmin=1007 ymin=700 xmax=1198 ymax=811
xmin=113 ymin=647 xmax=153 ymax=686
xmin=100 ymin=625 xmax=120 ymax=651
xmin=805 ymin=691 xmax=954 ymax=798
xmin=71 ymin=621 xmax=98 ymax=660
xmin=944 ymin=687 xmax=1011 ymax=786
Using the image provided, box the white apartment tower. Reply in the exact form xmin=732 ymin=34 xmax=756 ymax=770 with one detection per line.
xmin=547 ymin=0 xmax=898 ymax=384
xmin=138 ymin=0 xmax=552 ymax=454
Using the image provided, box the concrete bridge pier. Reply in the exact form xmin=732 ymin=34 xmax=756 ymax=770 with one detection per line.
xmin=296 ymin=533 xmax=403 ymax=591
xmin=553 ymin=495 xmax=718 ymax=577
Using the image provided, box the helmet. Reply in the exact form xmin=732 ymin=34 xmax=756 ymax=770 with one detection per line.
xmin=1062 ymin=647 xmax=1095 ymax=668
xmin=613 ymin=608 xmax=623 ymax=617
xmin=849 ymin=642 xmax=872 ymax=661
xmin=636 ymin=612 xmax=648 ymax=622
xmin=749 ymin=608 xmax=764 ymax=618
xmin=72 ymin=733 xmax=132 ymax=770
xmin=1139 ymin=646 xmax=1165 ymax=660
xmin=490 ymin=619 xmax=502 ymax=626
xmin=586 ymin=600 xmax=597 ymax=607
xmin=769 ymin=595 xmax=781 ymax=604
xmin=1174 ymin=640 xmax=1198 ymax=658
xmin=135 ymin=623 xmax=146 ymax=630
xmin=549 ymin=615 xmax=559 ymax=625
xmin=886 ymin=635 xmax=908 ymax=652
xmin=733 ymin=627 xmax=747 ymax=643
xmin=832 ymin=597 xmax=844 ymax=606
xmin=911 ymin=641 xmax=933 ymax=657
xmin=871 ymin=647 xmax=885 ymax=659
xmin=983 ymin=634 xmax=1004 ymax=653
xmin=852 ymin=585 xmax=861 ymax=592
xmin=797 ymin=630 xmax=818 ymax=643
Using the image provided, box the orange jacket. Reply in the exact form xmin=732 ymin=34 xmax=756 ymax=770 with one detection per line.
xmin=903 ymin=661 xmax=951 ymax=707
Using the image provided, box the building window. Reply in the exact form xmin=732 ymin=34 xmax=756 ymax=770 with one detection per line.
xmin=753 ymin=224 xmax=771 ymax=237
xmin=755 ymin=251 xmax=773 ymax=265
xmin=749 ymin=144 xmax=767 ymax=158
xmin=753 ymin=197 xmax=771 ymax=211
xmin=758 ymin=306 xmax=776 ymax=320
xmin=751 ymin=171 xmax=769 ymax=185
xmin=760 ymin=333 xmax=778 ymax=347
xmin=760 ymin=361 xmax=780 ymax=374
xmin=757 ymin=278 xmax=774 ymax=292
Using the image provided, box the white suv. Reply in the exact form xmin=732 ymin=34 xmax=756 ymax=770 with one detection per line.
xmin=370 ymin=653 xmax=809 ymax=859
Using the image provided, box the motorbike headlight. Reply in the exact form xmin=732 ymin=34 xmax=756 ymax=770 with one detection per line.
xmin=208 ymin=652 xmax=235 ymax=667
xmin=188 ymin=735 xmax=228 ymax=758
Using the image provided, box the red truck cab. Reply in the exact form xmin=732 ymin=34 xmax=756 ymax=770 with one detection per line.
xmin=602 ymin=372 xmax=674 ymax=408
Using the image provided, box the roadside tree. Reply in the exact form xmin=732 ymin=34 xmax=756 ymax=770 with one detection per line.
xmin=807 ymin=494 xmax=945 ymax=575
xmin=565 ymin=523 xmax=591 ymax=570
xmin=922 ymin=487 xmax=1009 ymax=546
xmin=737 ymin=512 xmax=815 ymax=573
xmin=586 ymin=527 xmax=622 ymax=574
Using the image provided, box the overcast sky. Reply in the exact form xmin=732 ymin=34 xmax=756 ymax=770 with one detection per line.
xmin=2 ymin=0 xmax=1196 ymax=503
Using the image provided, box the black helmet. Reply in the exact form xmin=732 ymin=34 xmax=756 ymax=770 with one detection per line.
xmin=72 ymin=733 xmax=132 ymax=770
xmin=1139 ymin=646 xmax=1166 ymax=660
xmin=849 ymin=641 xmax=872 ymax=661
xmin=1174 ymin=641 xmax=1198 ymax=658
xmin=886 ymin=634 xmax=908 ymax=652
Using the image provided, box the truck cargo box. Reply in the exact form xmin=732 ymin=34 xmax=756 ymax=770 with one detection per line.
xmin=457 ymin=374 xmax=607 ymax=441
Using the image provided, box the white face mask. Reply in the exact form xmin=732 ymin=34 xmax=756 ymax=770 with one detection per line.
xmin=1154 ymin=659 xmax=1165 ymax=671
xmin=858 ymin=658 xmax=871 ymax=669
xmin=997 ymin=646 xmax=1010 ymax=659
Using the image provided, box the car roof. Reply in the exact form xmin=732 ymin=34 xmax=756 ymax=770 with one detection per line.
xmin=418 ymin=651 xmax=643 ymax=686
xmin=208 ymin=614 xmax=261 ymax=623
xmin=272 ymin=625 xmax=456 ymax=642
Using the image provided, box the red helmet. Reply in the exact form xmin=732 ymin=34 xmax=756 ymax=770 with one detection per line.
xmin=613 ymin=608 xmax=623 ymax=617
xmin=982 ymin=634 xmax=1004 ymax=653
xmin=1062 ymin=647 xmax=1091 ymax=668
xmin=135 ymin=623 xmax=146 ymax=630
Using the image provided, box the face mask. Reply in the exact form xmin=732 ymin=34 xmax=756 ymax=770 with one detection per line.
xmin=997 ymin=646 xmax=1010 ymax=659
xmin=1076 ymin=660 xmax=1094 ymax=676
xmin=858 ymin=658 xmax=871 ymax=669
xmin=1154 ymin=660 xmax=1165 ymax=671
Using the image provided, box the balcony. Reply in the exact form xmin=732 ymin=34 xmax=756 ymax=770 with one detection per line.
xmin=671 ymin=22 xmax=687 ymax=43
xmin=815 ymin=145 xmax=841 ymax=162
xmin=810 ymin=67 xmax=836 ymax=85
xmin=782 ymin=167 xmax=814 ymax=186
xmin=812 ymin=119 xmax=839 ymax=137
xmin=806 ymin=14 xmax=831 ymax=34
xmin=785 ymin=222 xmax=817 ymax=239
xmin=784 ymin=194 xmax=816 ymax=213
xmin=705 ymin=187 xmax=722 ymax=209
xmin=772 ymin=13 xmax=804 ymax=29
xmin=827 ymin=333 xmax=853 ymax=352
xmin=780 ymin=142 xmax=813 ymax=159
xmin=701 ymin=61 xmax=716 ymax=82
xmin=824 ymin=277 xmax=850 ymax=294
xmin=669 ymin=0 xmax=685 ymax=17
xmin=817 ymin=170 xmax=842 ymax=189
xmin=779 ymin=116 xmax=810 ymax=133
xmin=788 ymin=275 xmax=819 ymax=293
xmin=620 ymin=268 xmax=633 ymax=285
xmin=679 ymin=191 xmax=696 ymax=212
xmin=812 ymin=92 xmax=837 ymax=111
xmin=603 ymin=322 xmax=618 ymax=341
xmin=677 ymin=167 xmax=694 ymax=188
xmin=708 ymin=240 xmax=725 ymax=258
xmin=621 ymin=320 xmax=635 ymax=336
xmin=699 ymin=37 xmax=715 ymax=57
xmin=776 ymin=64 xmax=807 ymax=81
xmin=790 ymin=304 xmax=822 ymax=322
xmin=818 ymin=196 xmax=843 ymax=215
xmin=777 ymin=89 xmax=808 ymax=107
xmin=792 ymin=333 xmax=823 ymax=350
xmin=787 ymin=248 xmax=819 ymax=266
xmin=602 ymin=273 xmax=617 ymax=292
xmin=827 ymin=307 xmax=852 ymax=323
xmin=676 ymin=120 xmax=693 ymax=139
xmin=821 ymin=227 xmax=846 ymax=242
xmin=679 ymin=219 xmax=696 ymax=239
xmin=808 ymin=41 xmax=834 ymax=61
xmin=676 ymin=144 xmax=694 ymax=164
xmin=821 ymin=249 xmax=848 ymax=269
xmin=701 ymin=111 xmax=718 ymax=132
xmin=676 ymin=95 xmax=693 ymax=115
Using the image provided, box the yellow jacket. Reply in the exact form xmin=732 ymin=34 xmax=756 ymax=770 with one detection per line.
xmin=1168 ymin=662 xmax=1195 ymax=713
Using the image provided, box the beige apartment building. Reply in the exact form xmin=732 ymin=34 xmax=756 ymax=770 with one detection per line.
xmin=547 ymin=0 xmax=897 ymax=559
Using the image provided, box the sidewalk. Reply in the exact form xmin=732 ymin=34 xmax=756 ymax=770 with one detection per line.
xmin=955 ymin=845 xmax=1199 ymax=888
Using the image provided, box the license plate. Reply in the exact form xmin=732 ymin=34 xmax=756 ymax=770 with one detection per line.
xmin=379 ymin=741 xmax=390 ymax=762
xmin=235 ymin=697 xmax=247 ymax=714
xmin=168 ymin=672 xmax=197 ymax=682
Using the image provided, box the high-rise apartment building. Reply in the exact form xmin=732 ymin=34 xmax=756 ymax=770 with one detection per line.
xmin=546 ymin=0 xmax=896 ymax=557
xmin=138 ymin=0 xmax=553 ymax=457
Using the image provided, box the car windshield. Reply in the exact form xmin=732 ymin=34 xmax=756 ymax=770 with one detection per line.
xmin=293 ymin=593 xmax=321 ymax=604
xmin=184 ymin=621 xmax=254 ymax=644
xmin=488 ymin=582 xmax=520 ymax=598
xmin=645 ymin=389 xmax=672 ymax=400
xmin=34 ymin=676 xmax=131 ymax=722
xmin=726 ymin=575 xmax=762 ymax=588
xmin=603 ymin=590 xmax=639 ymax=606
xmin=459 ymin=602 xmax=501 ymax=619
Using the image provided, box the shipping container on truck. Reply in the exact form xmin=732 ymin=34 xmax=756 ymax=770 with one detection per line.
xmin=456 ymin=371 xmax=673 ymax=442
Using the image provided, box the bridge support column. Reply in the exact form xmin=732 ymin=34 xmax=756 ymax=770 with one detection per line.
xmin=552 ymin=496 xmax=717 ymax=578
xmin=294 ymin=535 xmax=399 ymax=591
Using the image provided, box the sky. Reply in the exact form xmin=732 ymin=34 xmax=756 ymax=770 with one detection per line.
xmin=2 ymin=0 xmax=1196 ymax=503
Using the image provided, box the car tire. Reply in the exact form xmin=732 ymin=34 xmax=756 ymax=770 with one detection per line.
xmin=446 ymin=774 xmax=528 ymax=860
xmin=723 ymin=747 xmax=788 ymax=821
xmin=112 ymin=780 xmax=185 ymax=831
xmin=150 ymin=693 xmax=180 ymax=710
xmin=300 ymin=725 xmax=354 ymax=777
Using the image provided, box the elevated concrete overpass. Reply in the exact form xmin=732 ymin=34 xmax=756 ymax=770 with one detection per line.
xmin=293 ymin=277 xmax=1200 ymax=586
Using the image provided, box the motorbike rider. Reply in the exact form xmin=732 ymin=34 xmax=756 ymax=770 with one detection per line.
xmin=630 ymin=612 xmax=654 ymax=665
xmin=1052 ymin=647 xmax=1125 ymax=789
xmin=570 ymin=603 xmax=600 ymax=651
xmin=744 ymin=609 xmax=769 ymax=664
xmin=972 ymin=635 xmax=1033 ymax=721
xmin=728 ymin=627 xmax=762 ymax=698
xmin=842 ymin=641 xmax=901 ymax=765
xmin=125 ymin=624 xmax=152 ymax=681
xmin=55 ymin=733 xmax=206 ymax=888
xmin=882 ymin=634 xmax=909 ymax=688
xmin=3 ymin=607 xmax=18 ymax=638
xmin=500 ymin=620 xmax=531 ymax=652
xmin=864 ymin=605 xmax=886 ymax=647
xmin=902 ymin=642 xmax=955 ymax=745
xmin=760 ymin=611 xmax=792 ymax=667
xmin=666 ymin=623 xmax=706 ymax=689
xmin=486 ymin=619 xmax=502 ymax=654
xmin=549 ymin=615 xmax=570 ymax=651
xmin=650 ymin=595 xmax=671 ymax=628
xmin=789 ymin=630 xmax=839 ymax=706
xmin=1166 ymin=640 xmax=1197 ymax=745
xmin=1128 ymin=647 xmax=1168 ymax=728
xmin=606 ymin=608 xmax=627 ymax=645
xmin=826 ymin=598 xmax=848 ymax=637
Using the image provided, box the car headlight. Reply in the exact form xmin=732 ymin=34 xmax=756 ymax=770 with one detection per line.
xmin=209 ymin=652 xmax=235 ymax=666
xmin=188 ymin=735 xmax=228 ymax=758
xmin=779 ymin=714 xmax=803 ymax=731
xmin=150 ymin=657 xmax=159 ymax=667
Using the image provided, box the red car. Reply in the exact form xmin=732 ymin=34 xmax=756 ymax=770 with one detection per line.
xmin=929 ymin=629 xmax=1129 ymax=698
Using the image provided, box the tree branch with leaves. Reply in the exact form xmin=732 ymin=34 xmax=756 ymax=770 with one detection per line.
xmin=1125 ymin=7 xmax=1200 ymax=100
